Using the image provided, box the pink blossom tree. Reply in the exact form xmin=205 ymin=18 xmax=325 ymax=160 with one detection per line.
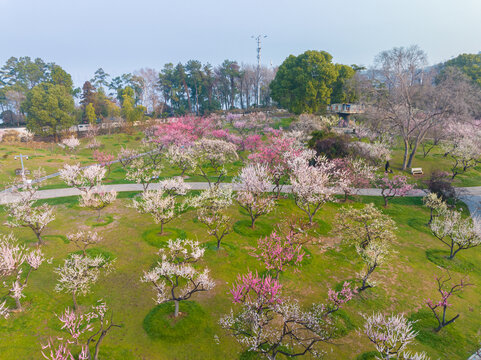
xmin=253 ymin=230 xmax=305 ymax=279
xmin=41 ymin=301 xmax=120 ymax=360
xmin=249 ymin=134 xmax=300 ymax=197
xmin=141 ymin=239 xmax=215 ymax=317
xmin=425 ymin=273 xmax=472 ymax=332
xmin=220 ymin=271 xmax=355 ymax=359
xmin=430 ymin=209 xmax=481 ymax=259
xmin=374 ymin=175 xmax=413 ymax=207
xmin=235 ymin=163 xmax=275 ymax=228
xmin=92 ymin=150 xmax=115 ymax=177
xmin=0 ymin=233 xmax=45 ymax=314
xmin=331 ymin=158 xmax=377 ymax=201
xmin=363 ymin=312 xmax=429 ymax=360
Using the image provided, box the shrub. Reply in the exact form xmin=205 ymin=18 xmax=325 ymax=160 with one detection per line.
xmin=427 ymin=170 xmax=455 ymax=200
xmin=309 ymin=131 xmax=352 ymax=159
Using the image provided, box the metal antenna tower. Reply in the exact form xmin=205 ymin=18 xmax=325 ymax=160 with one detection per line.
xmin=251 ymin=35 xmax=267 ymax=107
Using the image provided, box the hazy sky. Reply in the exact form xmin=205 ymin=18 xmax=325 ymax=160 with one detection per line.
xmin=1 ymin=0 xmax=480 ymax=86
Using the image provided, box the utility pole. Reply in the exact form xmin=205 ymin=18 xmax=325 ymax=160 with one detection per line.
xmin=14 ymin=154 xmax=29 ymax=185
xmin=251 ymin=35 xmax=267 ymax=107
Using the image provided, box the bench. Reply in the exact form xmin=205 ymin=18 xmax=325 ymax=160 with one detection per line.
xmin=411 ymin=167 xmax=423 ymax=175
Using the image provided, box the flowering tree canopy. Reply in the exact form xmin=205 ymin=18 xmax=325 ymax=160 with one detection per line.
xmin=363 ymin=312 xmax=429 ymax=360
xmin=191 ymin=138 xmax=238 ymax=187
xmin=221 ymin=271 xmax=354 ymax=359
xmin=0 ymin=233 xmax=45 ymax=315
xmin=235 ymin=163 xmax=275 ymax=228
xmin=66 ymin=230 xmax=102 ymax=257
xmin=41 ymin=300 xmax=120 ymax=360
xmin=60 ymin=164 xmax=106 ymax=192
xmin=5 ymin=191 xmax=55 ymax=246
xmin=254 ymin=230 xmax=305 ymax=279
xmin=423 ymin=192 xmax=448 ymax=225
xmin=79 ymin=188 xmax=117 ymax=221
xmin=374 ymin=175 xmax=413 ymax=207
xmin=430 ymin=209 xmax=481 ymax=259
xmin=125 ymin=157 xmax=162 ymax=191
xmin=189 ymin=185 xmax=233 ymax=250
xmin=141 ymin=238 xmax=215 ymax=317
xmin=132 ymin=189 xmax=182 ymax=235
xmin=55 ymin=254 xmax=112 ymax=310
xmin=60 ymin=136 xmax=80 ymax=152
xmin=334 ymin=203 xmax=397 ymax=249
xmin=165 ymin=144 xmax=196 ymax=176
xmin=289 ymin=155 xmax=336 ymax=224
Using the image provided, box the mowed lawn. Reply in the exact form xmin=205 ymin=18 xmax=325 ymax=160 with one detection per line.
xmin=0 ymin=194 xmax=480 ymax=360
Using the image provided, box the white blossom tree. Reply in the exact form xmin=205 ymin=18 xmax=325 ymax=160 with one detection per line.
xmin=189 ymin=185 xmax=233 ymax=250
xmin=288 ymin=155 xmax=336 ymax=225
xmin=363 ymin=312 xmax=429 ymax=360
xmin=5 ymin=192 xmax=55 ymax=246
xmin=0 ymin=233 xmax=45 ymax=314
xmin=141 ymin=238 xmax=215 ymax=317
xmin=191 ymin=138 xmax=238 ymax=188
xmin=55 ymin=254 xmax=111 ymax=310
xmin=357 ymin=240 xmax=391 ymax=291
xmin=60 ymin=164 xmax=106 ymax=193
xmin=430 ymin=209 xmax=481 ymax=259
xmin=60 ymin=136 xmax=81 ymax=155
xmin=79 ymin=188 xmax=117 ymax=222
xmin=235 ymin=163 xmax=275 ymax=229
xmin=423 ymin=192 xmax=447 ymax=225
xmin=165 ymin=144 xmax=196 ymax=177
xmin=334 ymin=203 xmax=397 ymax=249
xmin=125 ymin=157 xmax=162 ymax=191
xmin=66 ymin=230 xmax=102 ymax=257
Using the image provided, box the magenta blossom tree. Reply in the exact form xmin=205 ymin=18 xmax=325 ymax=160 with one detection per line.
xmin=221 ymin=271 xmax=355 ymax=360
xmin=374 ymin=175 xmax=413 ymax=207
xmin=425 ymin=273 xmax=472 ymax=332
xmin=253 ymin=230 xmax=305 ymax=279
xmin=93 ymin=150 xmax=115 ymax=177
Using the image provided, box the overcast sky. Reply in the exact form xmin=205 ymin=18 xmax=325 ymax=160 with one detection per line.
xmin=1 ymin=0 xmax=480 ymax=87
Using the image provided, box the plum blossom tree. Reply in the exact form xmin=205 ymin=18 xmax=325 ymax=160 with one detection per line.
xmin=351 ymin=141 xmax=392 ymax=167
xmin=363 ymin=312 xmax=429 ymax=360
xmin=79 ymin=189 xmax=117 ymax=222
xmin=41 ymin=301 xmax=121 ymax=360
xmin=60 ymin=136 xmax=81 ymax=155
xmin=220 ymin=271 xmax=355 ymax=359
xmin=423 ymin=192 xmax=448 ymax=225
xmin=5 ymin=192 xmax=55 ymax=246
xmin=132 ymin=178 xmax=189 ymax=235
xmin=66 ymin=230 xmax=102 ymax=257
xmin=165 ymin=144 xmax=196 ymax=177
xmin=191 ymin=138 xmax=238 ymax=188
xmin=374 ymin=175 xmax=413 ymax=207
xmin=189 ymin=185 xmax=233 ymax=250
xmin=356 ymin=239 xmax=391 ymax=291
xmin=253 ymin=230 xmax=305 ymax=279
xmin=92 ymin=150 xmax=115 ymax=177
xmin=430 ymin=209 xmax=481 ymax=259
xmin=0 ymin=233 xmax=45 ymax=314
xmin=60 ymin=164 xmax=106 ymax=193
xmin=249 ymin=134 xmax=300 ymax=197
xmin=334 ymin=203 xmax=397 ymax=249
xmin=442 ymin=122 xmax=481 ymax=179
xmin=288 ymin=155 xmax=336 ymax=225
xmin=425 ymin=272 xmax=472 ymax=332
xmin=331 ymin=158 xmax=377 ymax=201
xmin=141 ymin=238 xmax=215 ymax=317
xmin=117 ymin=147 xmax=139 ymax=169
xmin=55 ymin=254 xmax=111 ymax=310
xmin=125 ymin=157 xmax=162 ymax=191
xmin=235 ymin=163 xmax=275 ymax=228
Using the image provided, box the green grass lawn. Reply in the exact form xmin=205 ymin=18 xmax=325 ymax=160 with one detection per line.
xmin=389 ymin=140 xmax=481 ymax=188
xmin=0 ymin=194 xmax=480 ymax=359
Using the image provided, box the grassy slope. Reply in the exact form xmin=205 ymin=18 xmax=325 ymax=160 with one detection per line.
xmin=0 ymin=194 xmax=479 ymax=359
